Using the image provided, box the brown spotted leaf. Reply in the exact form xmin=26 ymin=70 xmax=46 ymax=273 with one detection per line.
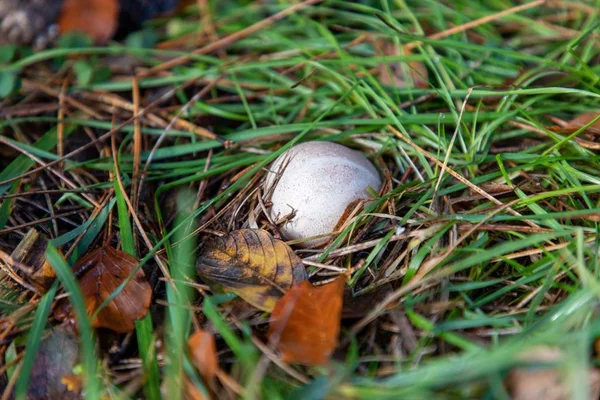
xmin=187 ymin=328 xmax=218 ymax=382
xmin=58 ymin=0 xmax=119 ymax=44
xmin=267 ymin=276 xmax=345 ymax=366
xmin=75 ymin=246 xmax=151 ymax=333
xmin=196 ymin=229 xmax=307 ymax=311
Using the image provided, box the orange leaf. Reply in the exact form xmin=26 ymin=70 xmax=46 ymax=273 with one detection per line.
xmin=267 ymin=276 xmax=345 ymax=366
xmin=58 ymin=0 xmax=120 ymax=44
xmin=75 ymin=246 xmax=151 ymax=333
xmin=187 ymin=329 xmax=218 ymax=382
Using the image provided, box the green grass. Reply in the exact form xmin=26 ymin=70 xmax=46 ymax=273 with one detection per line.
xmin=46 ymin=246 xmax=100 ymax=399
xmin=2 ymin=0 xmax=600 ymax=398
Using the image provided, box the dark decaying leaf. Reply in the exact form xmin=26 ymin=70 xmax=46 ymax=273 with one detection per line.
xmin=26 ymin=326 xmax=80 ymax=400
xmin=75 ymin=246 xmax=151 ymax=333
xmin=268 ymin=276 xmax=345 ymax=366
xmin=196 ymin=229 xmax=308 ymax=311
xmin=58 ymin=0 xmax=119 ymax=44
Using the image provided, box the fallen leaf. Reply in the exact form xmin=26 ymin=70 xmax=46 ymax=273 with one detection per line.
xmin=75 ymin=246 xmax=151 ymax=333
xmin=196 ymin=229 xmax=308 ymax=311
xmin=27 ymin=326 xmax=80 ymax=400
xmin=505 ymin=346 xmax=600 ymax=400
xmin=377 ymin=41 xmax=428 ymax=89
xmin=58 ymin=0 xmax=120 ymax=44
xmin=268 ymin=276 xmax=345 ymax=366
xmin=550 ymin=112 xmax=600 ymax=135
xmin=187 ymin=328 xmax=218 ymax=382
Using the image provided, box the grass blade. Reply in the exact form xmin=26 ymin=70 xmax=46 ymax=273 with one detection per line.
xmin=14 ymin=281 xmax=58 ymax=400
xmin=46 ymin=245 xmax=100 ymax=400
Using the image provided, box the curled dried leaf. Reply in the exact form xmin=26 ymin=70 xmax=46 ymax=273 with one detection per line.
xmin=268 ymin=276 xmax=345 ymax=366
xmin=196 ymin=229 xmax=308 ymax=311
xmin=188 ymin=328 xmax=218 ymax=383
xmin=75 ymin=246 xmax=151 ymax=333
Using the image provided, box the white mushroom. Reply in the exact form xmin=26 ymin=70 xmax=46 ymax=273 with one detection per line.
xmin=264 ymin=141 xmax=382 ymax=248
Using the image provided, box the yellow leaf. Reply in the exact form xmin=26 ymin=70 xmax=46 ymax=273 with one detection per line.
xmin=196 ymin=229 xmax=307 ymax=311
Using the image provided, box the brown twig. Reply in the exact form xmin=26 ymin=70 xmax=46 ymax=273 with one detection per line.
xmin=143 ymin=0 xmax=324 ymax=75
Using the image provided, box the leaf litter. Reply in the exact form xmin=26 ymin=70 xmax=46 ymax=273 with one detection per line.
xmin=0 ymin=0 xmax=599 ymax=398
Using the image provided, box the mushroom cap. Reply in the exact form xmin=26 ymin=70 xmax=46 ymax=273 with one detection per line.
xmin=264 ymin=141 xmax=381 ymax=248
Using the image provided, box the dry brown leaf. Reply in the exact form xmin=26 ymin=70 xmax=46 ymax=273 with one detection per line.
xmin=505 ymin=346 xmax=600 ymax=400
xmin=188 ymin=328 xmax=218 ymax=383
xmin=196 ymin=229 xmax=308 ymax=311
xmin=267 ymin=276 xmax=345 ymax=366
xmin=58 ymin=0 xmax=120 ymax=44
xmin=75 ymin=246 xmax=151 ymax=333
